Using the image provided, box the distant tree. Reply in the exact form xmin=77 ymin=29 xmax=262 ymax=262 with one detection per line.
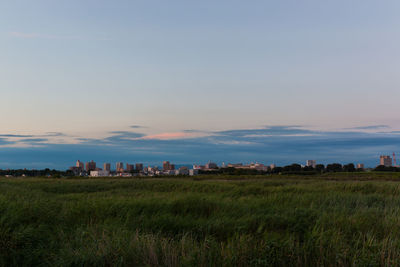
xmin=283 ymin=164 xmax=302 ymax=172
xmin=326 ymin=163 xmax=343 ymax=172
xmin=343 ymin=163 xmax=356 ymax=172
xmin=315 ymin=164 xmax=325 ymax=172
xmin=271 ymin=167 xmax=283 ymax=174
xmin=65 ymin=170 xmax=75 ymax=176
xmin=375 ymin=165 xmax=387 ymax=171
xmin=374 ymin=165 xmax=400 ymax=172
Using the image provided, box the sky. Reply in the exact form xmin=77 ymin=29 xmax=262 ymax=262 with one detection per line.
xmin=0 ymin=0 xmax=400 ymax=169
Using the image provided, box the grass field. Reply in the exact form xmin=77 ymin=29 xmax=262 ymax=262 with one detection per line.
xmin=2 ymin=173 xmax=400 ymax=266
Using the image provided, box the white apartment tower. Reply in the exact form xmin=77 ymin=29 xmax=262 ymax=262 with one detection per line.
xmin=380 ymin=156 xmax=392 ymax=167
xmin=306 ymin=160 xmax=317 ymax=168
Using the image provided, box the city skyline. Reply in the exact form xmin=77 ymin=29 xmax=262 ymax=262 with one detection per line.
xmin=1 ymin=1 xmax=400 ymax=168
xmin=0 ymin=125 xmax=399 ymax=169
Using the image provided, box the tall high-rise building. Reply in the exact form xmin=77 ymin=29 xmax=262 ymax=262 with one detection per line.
xmin=116 ymin=162 xmax=124 ymax=172
xmin=85 ymin=160 xmax=96 ymax=172
xmin=126 ymin=164 xmax=134 ymax=172
xmin=163 ymin=161 xmax=171 ymax=171
xmin=76 ymin=160 xmax=84 ymax=170
xmin=103 ymin=163 xmax=111 ymax=172
xmin=135 ymin=163 xmax=143 ymax=171
xmin=306 ymin=160 xmax=316 ymax=168
xmin=380 ymin=156 xmax=392 ymax=167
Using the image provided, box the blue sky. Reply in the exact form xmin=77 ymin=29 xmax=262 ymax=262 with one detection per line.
xmin=0 ymin=1 xmax=400 ymax=169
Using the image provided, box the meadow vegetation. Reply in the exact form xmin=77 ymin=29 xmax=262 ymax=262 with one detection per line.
xmin=1 ymin=173 xmax=400 ymax=266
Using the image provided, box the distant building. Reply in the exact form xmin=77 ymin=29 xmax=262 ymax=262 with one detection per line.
xmin=193 ymin=165 xmax=206 ymax=170
xmin=164 ymin=170 xmax=176 ymax=175
xmin=380 ymin=155 xmax=392 ymax=167
xmin=270 ymin=164 xmax=276 ymax=170
xmin=163 ymin=161 xmax=175 ymax=171
xmin=356 ymin=163 xmax=364 ymax=169
xmin=147 ymin=166 xmax=158 ymax=172
xmin=227 ymin=163 xmax=243 ymax=168
xmin=143 ymin=166 xmax=154 ymax=175
xmin=118 ymin=172 xmax=133 ymax=177
xmin=306 ymin=160 xmax=317 ymax=168
xmin=116 ymin=162 xmax=124 ymax=172
xmin=205 ymin=162 xmax=218 ymax=169
xmin=225 ymin=162 xmax=267 ymax=171
xmin=163 ymin=161 xmax=170 ymax=170
xmin=177 ymin=166 xmax=189 ymax=175
xmin=70 ymin=160 xmax=85 ymax=175
xmin=126 ymin=164 xmax=134 ymax=172
xmin=69 ymin=166 xmax=82 ymax=175
xmin=135 ymin=163 xmax=143 ymax=171
xmin=250 ymin=163 xmax=268 ymax=171
xmin=189 ymin=169 xmax=199 ymax=176
xmin=85 ymin=160 xmax=96 ymax=172
xmin=90 ymin=170 xmax=110 ymax=177
xmin=103 ymin=163 xmax=111 ymax=172
xmin=76 ymin=160 xmax=84 ymax=170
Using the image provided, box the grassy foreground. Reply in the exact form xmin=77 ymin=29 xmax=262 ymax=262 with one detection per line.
xmin=1 ymin=174 xmax=400 ymax=266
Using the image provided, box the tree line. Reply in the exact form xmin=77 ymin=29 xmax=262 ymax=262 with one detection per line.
xmin=0 ymin=169 xmax=73 ymax=177
xmin=200 ymin=163 xmax=399 ymax=175
xmin=0 ymin=164 xmax=398 ymax=177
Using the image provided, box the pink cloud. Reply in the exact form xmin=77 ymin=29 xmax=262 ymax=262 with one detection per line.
xmin=141 ymin=132 xmax=205 ymax=140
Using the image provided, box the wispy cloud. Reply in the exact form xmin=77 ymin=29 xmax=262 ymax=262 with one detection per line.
xmin=0 ymin=132 xmax=72 ymax=148
xmin=18 ymin=138 xmax=49 ymax=144
xmin=109 ymin=131 xmax=144 ymax=137
xmin=215 ymin=126 xmax=318 ymax=138
xmin=183 ymin=129 xmax=211 ymax=134
xmin=10 ymin=31 xmax=111 ymax=41
xmin=46 ymin=132 xmax=66 ymax=137
xmin=210 ymin=140 xmax=256 ymax=145
xmin=1 ymin=125 xmax=400 ymax=169
xmin=0 ymin=134 xmax=34 ymax=138
xmin=104 ymin=131 xmax=146 ymax=143
xmin=346 ymin=125 xmax=389 ymax=130
xmin=141 ymin=132 xmax=204 ymax=140
xmin=0 ymin=132 xmax=68 ymax=138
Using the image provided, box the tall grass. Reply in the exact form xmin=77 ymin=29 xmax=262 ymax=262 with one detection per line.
xmin=1 ymin=175 xmax=400 ymax=265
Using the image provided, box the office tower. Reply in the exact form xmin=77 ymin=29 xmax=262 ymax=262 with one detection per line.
xmin=76 ymin=160 xmax=84 ymax=170
xmin=380 ymin=156 xmax=392 ymax=167
xmin=135 ymin=163 xmax=143 ymax=171
xmin=116 ymin=162 xmax=124 ymax=172
xmin=103 ymin=163 xmax=111 ymax=172
xmin=126 ymin=164 xmax=134 ymax=172
xmin=163 ymin=161 xmax=171 ymax=171
xmin=85 ymin=160 xmax=96 ymax=172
